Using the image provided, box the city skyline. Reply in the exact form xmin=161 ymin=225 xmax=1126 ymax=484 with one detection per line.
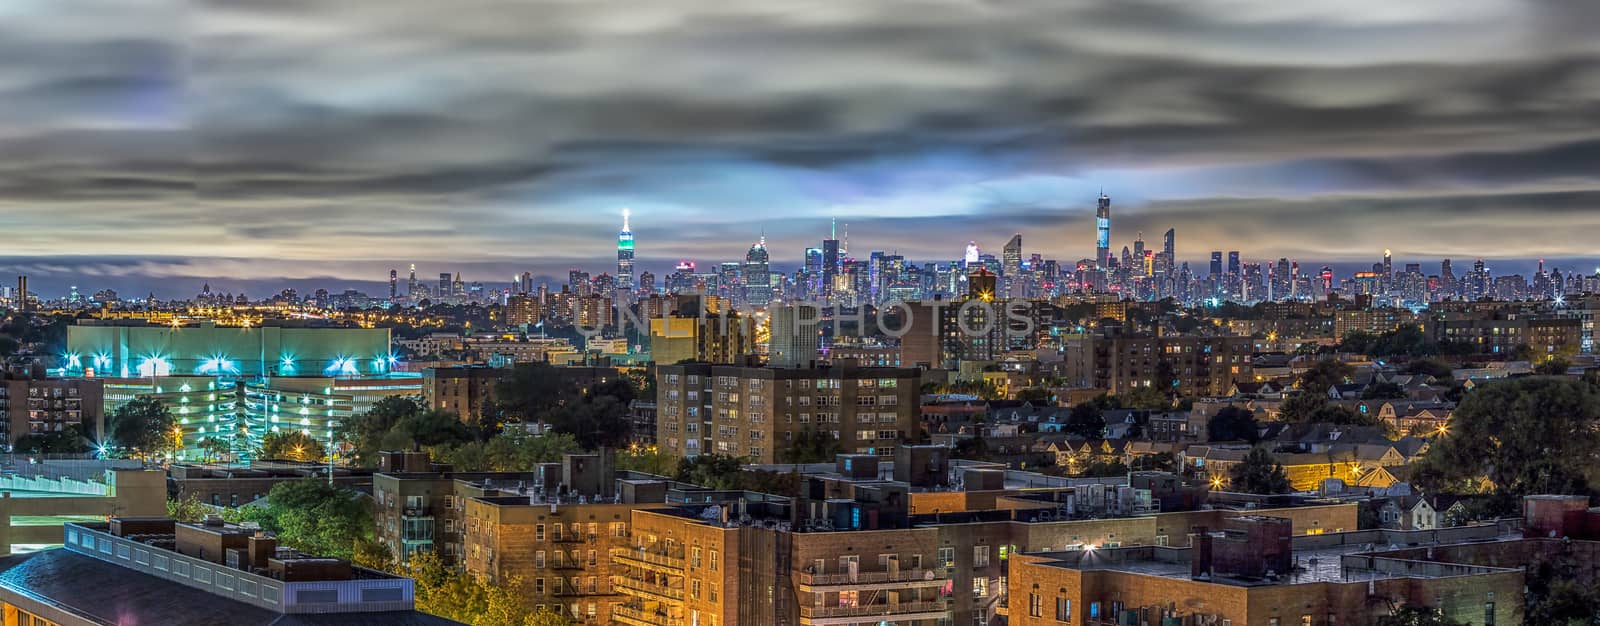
xmin=4 ymin=1 xmax=1600 ymax=295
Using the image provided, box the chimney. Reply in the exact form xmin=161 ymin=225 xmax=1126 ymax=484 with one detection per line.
xmin=1189 ymin=526 xmax=1213 ymax=579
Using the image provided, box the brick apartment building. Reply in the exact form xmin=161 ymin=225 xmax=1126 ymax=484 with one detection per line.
xmin=655 ymin=363 xmax=921 ymax=462
xmin=1062 ymin=332 xmax=1254 ymax=397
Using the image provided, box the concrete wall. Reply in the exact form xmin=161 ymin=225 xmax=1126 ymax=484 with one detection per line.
xmin=0 ymin=469 xmax=165 ymax=555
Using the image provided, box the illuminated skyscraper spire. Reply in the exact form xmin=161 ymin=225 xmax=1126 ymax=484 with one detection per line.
xmin=1095 ymin=192 xmax=1111 ymax=268
xmin=617 ymin=208 xmax=636 ymax=294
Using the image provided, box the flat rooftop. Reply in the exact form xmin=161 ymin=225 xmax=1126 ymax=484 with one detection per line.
xmin=0 ymin=549 xmax=459 ymax=626
xmin=1030 ymin=532 xmax=1526 ymax=588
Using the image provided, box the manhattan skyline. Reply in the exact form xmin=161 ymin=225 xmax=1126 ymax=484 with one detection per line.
xmin=3 ymin=1 xmax=1599 ymax=295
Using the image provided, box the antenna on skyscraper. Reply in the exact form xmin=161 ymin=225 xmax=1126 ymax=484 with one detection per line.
xmin=842 ymin=223 xmax=848 ymax=255
xmin=831 ymin=217 xmax=837 ymax=240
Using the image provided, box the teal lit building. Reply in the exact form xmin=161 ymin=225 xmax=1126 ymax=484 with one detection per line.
xmin=64 ymin=322 xmax=397 ymax=379
xmin=64 ymin=323 xmax=419 ymax=462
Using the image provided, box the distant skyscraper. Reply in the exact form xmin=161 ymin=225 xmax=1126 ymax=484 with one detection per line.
xmin=388 ymin=269 xmax=397 ymax=299
xmin=1002 ymin=235 xmax=1022 ymax=275
xmin=1227 ymin=251 xmax=1241 ymax=277
xmin=407 ymin=264 xmax=417 ymax=297
xmin=1132 ymin=232 xmax=1146 ymax=276
xmin=1162 ymin=229 xmax=1175 ymax=261
xmin=743 ymin=236 xmax=773 ymax=305
xmin=964 ymin=241 xmax=981 ymax=267
xmin=1095 ymin=193 xmax=1111 ymax=267
xmin=1210 ymin=252 xmax=1223 ymax=277
xmin=616 ymin=208 xmax=635 ymax=295
xmin=438 ymin=273 xmax=451 ymax=297
xmin=822 ymin=220 xmax=840 ymax=298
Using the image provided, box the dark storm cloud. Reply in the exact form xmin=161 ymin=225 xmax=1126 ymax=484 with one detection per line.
xmin=2 ymin=0 xmax=1597 ymax=296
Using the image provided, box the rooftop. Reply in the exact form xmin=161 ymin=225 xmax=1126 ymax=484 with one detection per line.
xmin=1027 ymin=529 xmax=1525 ymax=588
xmin=0 ymin=549 xmax=460 ymax=625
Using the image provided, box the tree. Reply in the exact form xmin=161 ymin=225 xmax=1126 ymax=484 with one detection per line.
xmin=1015 ymin=387 xmax=1053 ymax=404
xmin=1229 ymin=447 xmax=1291 ymax=494
xmin=198 ymin=436 xmax=232 ymax=463
xmin=1415 ymin=377 xmax=1600 ymax=498
xmin=166 ymin=494 xmax=210 ymax=523
xmin=777 ymin=428 xmax=841 ymax=464
xmin=1079 ymin=460 xmax=1130 ymax=478
xmin=676 ymin=454 xmax=745 ymax=490
xmin=1404 ymin=359 xmax=1454 ymax=381
xmin=434 ymin=431 xmax=582 ymax=472
xmin=952 ymin=435 xmax=992 ymax=461
xmin=107 ymin=397 xmax=177 ymax=458
xmin=339 ymin=396 xmax=425 ymax=465
xmin=1118 ymin=386 xmax=1169 ymax=410
xmin=1535 ymin=356 xmax=1572 ymax=376
xmin=1361 ymin=382 xmax=1407 ymax=400
xmin=1130 ymin=452 xmax=1179 ymax=473
xmin=236 ymin=480 xmax=374 ymax=560
xmin=1064 ymin=397 xmax=1111 ymax=439
xmin=14 ymin=425 xmax=90 ymax=454
xmin=1277 ymin=392 xmax=1328 ymax=422
xmin=258 ymin=430 xmax=327 ymax=462
xmin=1298 ymin=358 xmax=1353 ymax=394
xmin=1375 ymin=605 xmax=1467 ymax=626
xmin=616 ymin=444 xmax=676 ymax=476
xmin=1207 ymin=406 xmax=1260 ymax=443
xmin=551 ymin=394 xmax=631 ymax=449
xmin=395 ymin=409 xmax=473 ymax=448
xmin=492 ymin=363 xmax=570 ymax=422
xmin=529 ymin=608 xmax=571 ymax=626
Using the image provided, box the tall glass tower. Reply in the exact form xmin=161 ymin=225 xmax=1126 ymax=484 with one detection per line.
xmin=1095 ymin=193 xmax=1111 ymax=268
xmin=743 ymin=236 xmax=772 ymax=305
xmin=617 ymin=208 xmax=635 ymax=294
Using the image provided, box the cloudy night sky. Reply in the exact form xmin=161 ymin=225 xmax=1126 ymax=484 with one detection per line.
xmin=2 ymin=0 xmax=1598 ymax=297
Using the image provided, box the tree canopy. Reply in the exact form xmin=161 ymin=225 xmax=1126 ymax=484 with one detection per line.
xmin=1064 ymin=396 xmax=1113 ymax=439
xmin=14 ymin=425 xmax=90 ymax=454
xmin=1414 ymin=376 xmax=1600 ymax=498
xmin=431 ymin=431 xmax=582 ymax=472
xmin=258 ymin=430 xmax=326 ymax=462
xmin=1297 ymin=358 xmax=1354 ymax=393
xmin=1206 ymin=406 xmax=1260 ymax=443
xmin=1340 ymin=324 xmax=1438 ymax=358
xmin=230 ymin=479 xmax=375 ymax=560
xmin=777 ymin=428 xmax=841 ymax=464
xmin=403 ymin=551 xmax=553 ymax=626
xmin=1374 ymin=606 xmax=1466 ymax=626
xmin=1228 ymin=446 xmax=1291 ymax=494
xmin=492 ymin=363 xmax=637 ymax=449
xmin=107 ymin=397 xmax=178 ymax=458
xmin=339 ymin=396 xmax=473 ymax=465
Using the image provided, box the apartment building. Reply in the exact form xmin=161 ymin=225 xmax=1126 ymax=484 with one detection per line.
xmin=0 ymin=368 xmax=103 ymax=446
xmin=655 ymin=363 xmax=921 ymax=462
xmin=464 ymin=497 xmax=651 ymax=623
xmin=1423 ymin=313 xmax=1582 ymax=357
xmin=422 ymin=365 xmax=503 ymax=423
xmin=1063 ymin=332 xmax=1254 ymax=397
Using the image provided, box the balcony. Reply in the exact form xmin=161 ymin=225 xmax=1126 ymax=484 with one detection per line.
xmin=794 ymin=568 xmax=946 ymax=590
xmin=798 ymin=600 xmax=950 ymax=625
xmin=611 ymin=575 xmax=685 ymax=603
xmin=611 ymin=547 xmax=686 ymax=572
xmin=402 ymin=506 xmax=432 ymax=518
xmin=551 ymin=533 xmax=589 ymax=543
xmin=611 ymin=604 xmax=683 ymax=626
